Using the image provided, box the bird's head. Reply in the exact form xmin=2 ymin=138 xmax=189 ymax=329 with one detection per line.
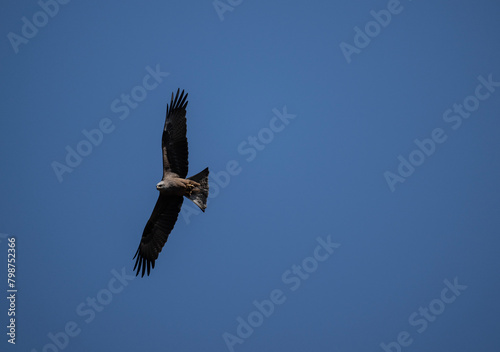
xmin=156 ymin=181 xmax=166 ymax=191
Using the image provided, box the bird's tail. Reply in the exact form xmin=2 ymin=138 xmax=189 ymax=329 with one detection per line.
xmin=188 ymin=167 xmax=209 ymax=212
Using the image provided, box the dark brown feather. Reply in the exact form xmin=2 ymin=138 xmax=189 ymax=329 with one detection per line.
xmin=133 ymin=194 xmax=184 ymax=276
xmin=162 ymin=88 xmax=189 ymax=178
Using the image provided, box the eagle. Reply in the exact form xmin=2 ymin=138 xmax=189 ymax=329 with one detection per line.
xmin=133 ymin=89 xmax=209 ymax=277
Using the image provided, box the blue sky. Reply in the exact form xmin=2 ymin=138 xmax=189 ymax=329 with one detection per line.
xmin=1 ymin=0 xmax=500 ymax=351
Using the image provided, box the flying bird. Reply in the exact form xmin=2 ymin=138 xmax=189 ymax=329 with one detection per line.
xmin=133 ymin=89 xmax=209 ymax=277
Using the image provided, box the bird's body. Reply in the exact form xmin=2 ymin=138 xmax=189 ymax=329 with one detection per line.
xmin=156 ymin=173 xmax=199 ymax=196
xmin=133 ymin=89 xmax=209 ymax=277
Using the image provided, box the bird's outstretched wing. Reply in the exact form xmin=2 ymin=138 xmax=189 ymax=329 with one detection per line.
xmin=162 ymin=88 xmax=189 ymax=179
xmin=133 ymin=194 xmax=184 ymax=277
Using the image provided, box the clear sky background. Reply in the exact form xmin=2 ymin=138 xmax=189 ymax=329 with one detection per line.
xmin=1 ymin=1 xmax=500 ymax=351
